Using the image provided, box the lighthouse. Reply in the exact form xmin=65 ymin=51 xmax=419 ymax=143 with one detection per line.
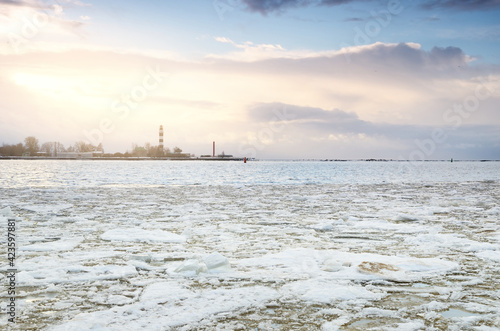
xmin=159 ymin=125 xmax=164 ymax=155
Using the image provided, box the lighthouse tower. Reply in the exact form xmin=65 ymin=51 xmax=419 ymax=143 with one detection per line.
xmin=159 ymin=125 xmax=164 ymax=155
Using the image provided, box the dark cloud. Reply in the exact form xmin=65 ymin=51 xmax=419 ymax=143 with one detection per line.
xmin=0 ymin=0 xmax=31 ymax=5
xmin=343 ymin=17 xmax=365 ymax=22
xmin=241 ymin=43 xmax=472 ymax=81
xmin=421 ymin=0 xmax=500 ymax=11
xmin=0 ymin=0 xmax=49 ymax=9
xmin=240 ymin=0 xmax=500 ymax=15
xmin=240 ymin=0 xmax=363 ymax=14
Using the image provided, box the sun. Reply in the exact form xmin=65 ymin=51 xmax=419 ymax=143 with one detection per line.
xmin=12 ymin=73 xmax=68 ymax=92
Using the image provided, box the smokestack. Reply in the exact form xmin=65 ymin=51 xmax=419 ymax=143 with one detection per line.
xmin=159 ymin=125 xmax=164 ymax=153
xmin=213 ymin=141 xmax=215 ymax=157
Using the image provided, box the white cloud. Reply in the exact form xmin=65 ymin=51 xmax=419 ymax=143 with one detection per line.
xmin=53 ymin=4 xmax=63 ymax=15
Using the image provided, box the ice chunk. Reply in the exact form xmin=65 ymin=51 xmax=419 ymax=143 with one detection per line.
xmin=173 ymin=253 xmax=231 ymax=275
xmin=476 ymin=250 xmax=500 ymax=263
xmin=21 ymin=237 xmax=84 ymax=252
xmin=395 ymin=214 xmax=419 ymax=222
xmin=17 ymin=265 xmax=137 ymax=286
xmin=203 ymin=252 xmax=230 ymax=272
xmin=311 ymin=222 xmax=334 ymax=231
xmin=322 ymin=258 xmax=342 ymax=272
xmin=357 ymin=261 xmax=404 ymax=280
xmin=21 ymin=204 xmax=73 ymax=214
xmin=129 ymin=254 xmax=152 ymax=263
xmin=174 ymin=259 xmax=207 ymax=275
xmin=141 ymin=282 xmax=193 ymax=304
xmin=101 ymin=228 xmax=185 ymax=243
xmin=239 ymin=248 xmax=458 ymax=282
xmin=282 ymin=279 xmax=384 ymax=304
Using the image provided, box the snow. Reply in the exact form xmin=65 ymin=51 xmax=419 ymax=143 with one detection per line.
xmin=1 ymin=160 xmax=499 ymax=330
xmin=21 ymin=237 xmax=84 ymax=252
xmin=101 ymin=228 xmax=186 ymax=243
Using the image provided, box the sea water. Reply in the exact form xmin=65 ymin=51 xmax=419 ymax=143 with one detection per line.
xmin=0 ymin=160 xmax=499 ymax=330
xmin=1 ymin=159 xmax=499 ymax=187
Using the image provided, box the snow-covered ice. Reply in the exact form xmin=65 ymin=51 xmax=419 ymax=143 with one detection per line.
xmin=101 ymin=228 xmax=186 ymax=243
xmin=0 ymin=160 xmax=499 ymax=330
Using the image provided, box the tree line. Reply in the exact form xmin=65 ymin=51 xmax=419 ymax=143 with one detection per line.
xmin=0 ymin=136 xmax=188 ymax=158
xmin=0 ymin=136 xmax=103 ymax=156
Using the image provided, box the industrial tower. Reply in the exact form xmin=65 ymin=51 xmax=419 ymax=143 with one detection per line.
xmin=159 ymin=125 xmax=164 ymax=154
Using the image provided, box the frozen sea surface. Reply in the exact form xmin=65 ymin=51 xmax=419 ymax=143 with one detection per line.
xmin=0 ymin=160 xmax=499 ymax=330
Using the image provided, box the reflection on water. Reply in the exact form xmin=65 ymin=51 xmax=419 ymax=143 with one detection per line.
xmin=1 ymin=160 xmax=499 ymax=188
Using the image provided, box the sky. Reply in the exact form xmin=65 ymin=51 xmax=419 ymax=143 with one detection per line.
xmin=0 ymin=0 xmax=499 ymax=159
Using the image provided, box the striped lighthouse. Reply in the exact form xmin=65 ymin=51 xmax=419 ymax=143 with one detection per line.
xmin=159 ymin=125 xmax=164 ymax=155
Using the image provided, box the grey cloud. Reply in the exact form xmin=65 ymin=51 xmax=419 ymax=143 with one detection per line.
xmin=0 ymin=0 xmax=35 ymax=6
xmin=0 ymin=0 xmax=51 ymax=9
xmin=248 ymin=102 xmax=425 ymax=139
xmin=249 ymin=102 xmax=359 ymax=123
xmin=247 ymin=102 xmax=500 ymax=158
xmin=235 ymin=43 xmax=475 ymax=82
xmin=240 ymin=0 xmax=500 ymax=15
xmin=240 ymin=0 xmax=365 ymax=14
xmin=421 ymin=0 xmax=500 ymax=11
xmin=343 ymin=17 xmax=366 ymax=22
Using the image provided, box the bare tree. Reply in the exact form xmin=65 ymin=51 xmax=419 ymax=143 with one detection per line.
xmin=24 ymin=136 xmax=39 ymax=156
xmin=40 ymin=142 xmax=54 ymax=155
xmin=54 ymin=142 xmax=66 ymax=153
xmin=74 ymin=141 xmax=95 ymax=153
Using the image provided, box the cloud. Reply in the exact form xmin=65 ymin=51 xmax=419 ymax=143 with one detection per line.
xmin=0 ymin=0 xmax=47 ymax=9
xmin=421 ymin=0 xmax=500 ymax=11
xmin=248 ymin=102 xmax=424 ymax=140
xmin=210 ymin=38 xmax=470 ymax=70
xmin=240 ymin=0 xmax=366 ymax=14
xmin=0 ymin=0 xmax=89 ymax=42
xmin=212 ymin=36 xmax=288 ymax=61
xmin=246 ymin=102 xmax=500 ymax=159
xmin=239 ymin=0 xmax=500 ymax=15
xmin=209 ymin=41 xmax=474 ymax=80
xmin=343 ymin=17 xmax=365 ymax=22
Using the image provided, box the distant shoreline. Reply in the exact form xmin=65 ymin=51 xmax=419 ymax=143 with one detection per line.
xmin=0 ymin=156 xmax=247 ymax=161
xmin=0 ymin=156 xmax=498 ymax=162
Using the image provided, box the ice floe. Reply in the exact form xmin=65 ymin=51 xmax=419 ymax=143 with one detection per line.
xmin=1 ymin=160 xmax=499 ymax=330
xmin=101 ymin=228 xmax=186 ymax=243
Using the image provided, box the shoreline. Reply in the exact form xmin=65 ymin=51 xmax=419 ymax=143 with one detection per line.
xmin=0 ymin=156 xmax=498 ymax=162
xmin=0 ymin=156 xmax=247 ymax=161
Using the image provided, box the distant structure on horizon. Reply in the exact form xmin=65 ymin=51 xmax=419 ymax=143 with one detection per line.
xmin=159 ymin=125 xmax=164 ymax=154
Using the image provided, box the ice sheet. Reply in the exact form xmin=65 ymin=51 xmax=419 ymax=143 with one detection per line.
xmin=0 ymin=160 xmax=499 ymax=330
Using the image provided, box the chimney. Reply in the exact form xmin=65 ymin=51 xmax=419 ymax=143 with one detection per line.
xmin=213 ymin=141 xmax=215 ymax=157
